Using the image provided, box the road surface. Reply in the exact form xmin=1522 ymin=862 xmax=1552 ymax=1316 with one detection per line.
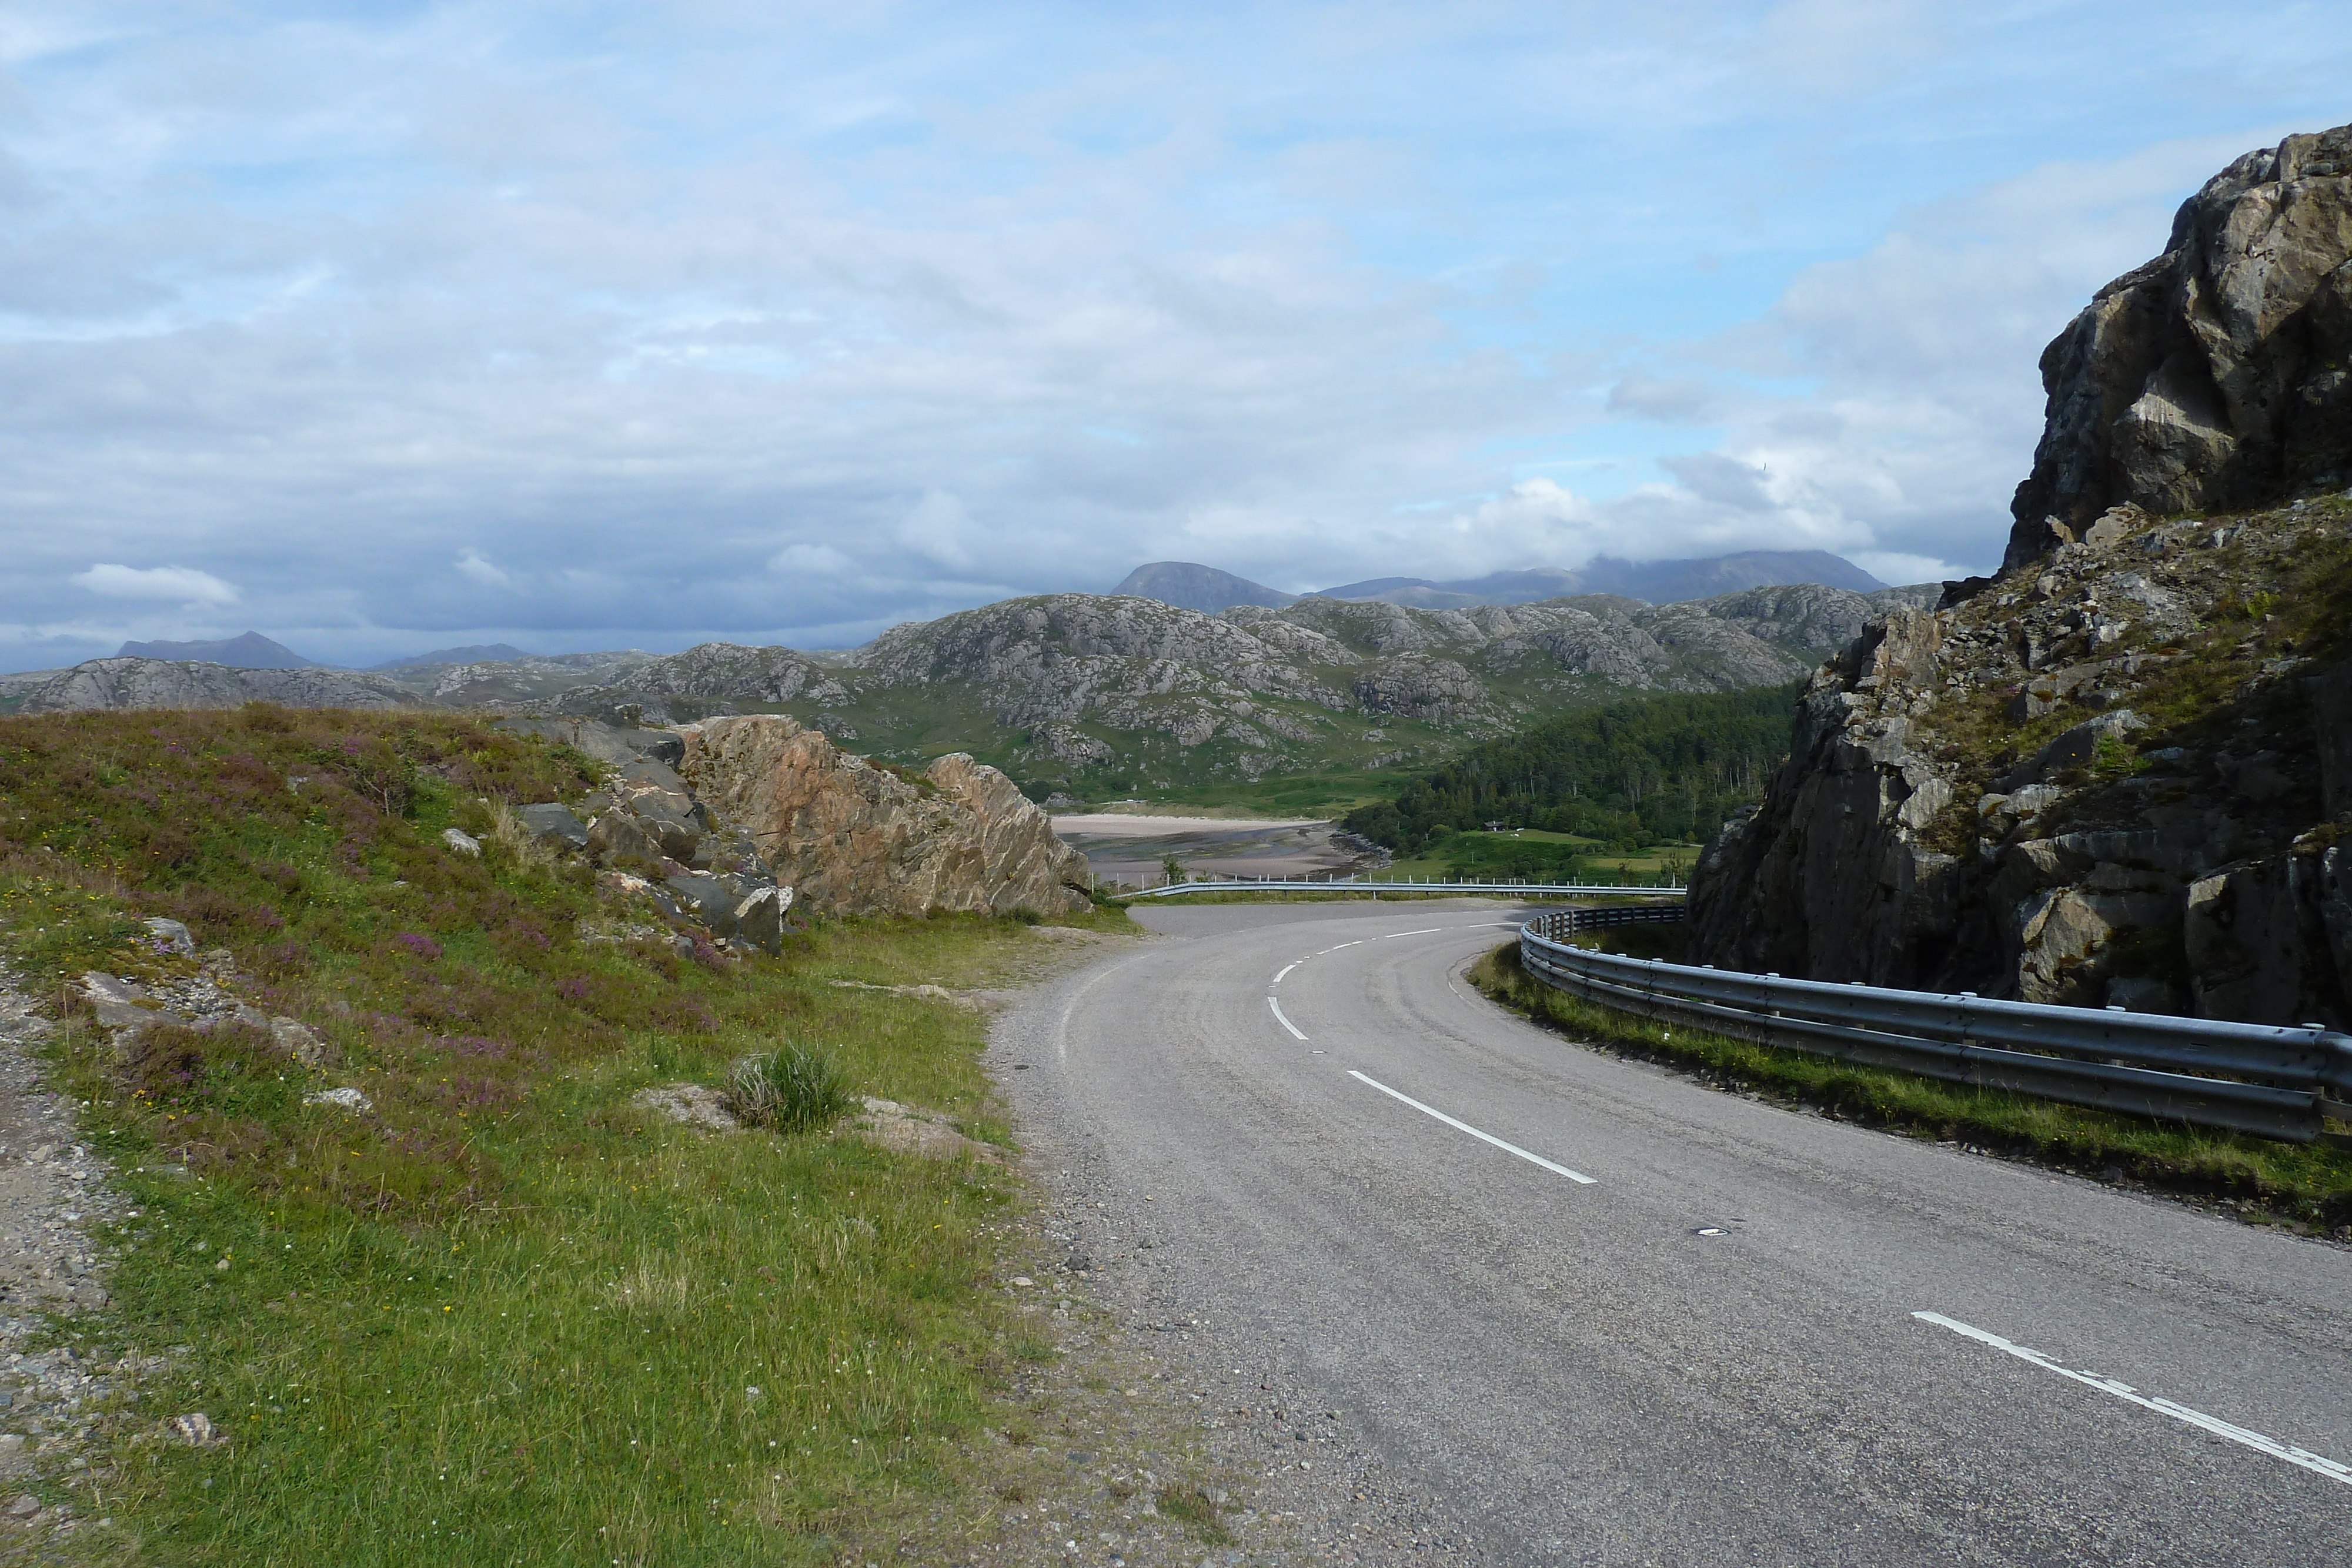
xmin=993 ymin=901 xmax=2352 ymax=1565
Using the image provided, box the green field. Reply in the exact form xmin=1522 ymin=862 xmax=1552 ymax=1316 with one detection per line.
xmin=1381 ymin=828 xmax=1696 ymax=883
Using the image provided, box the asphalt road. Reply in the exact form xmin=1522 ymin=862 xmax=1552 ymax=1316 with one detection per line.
xmin=994 ymin=901 xmax=2352 ymax=1566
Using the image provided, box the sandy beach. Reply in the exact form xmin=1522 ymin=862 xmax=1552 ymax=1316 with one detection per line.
xmin=1048 ymin=813 xmax=1328 ymax=837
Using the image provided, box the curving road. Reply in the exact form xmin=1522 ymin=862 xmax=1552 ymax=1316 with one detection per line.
xmin=994 ymin=901 xmax=2352 ymax=1565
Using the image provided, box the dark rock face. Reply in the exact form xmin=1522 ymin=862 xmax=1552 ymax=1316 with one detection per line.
xmin=514 ymin=804 xmax=589 ymax=851
xmin=2006 ymin=123 xmax=2352 ymax=570
xmin=1688 ymin=500 xmax=2352 ymax=1022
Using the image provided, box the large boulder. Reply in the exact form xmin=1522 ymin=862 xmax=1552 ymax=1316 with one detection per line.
xmin=2005 ymin=122 xmax=2352 ymax=569
xmin=676 ymin=716 xmax=1091 ymax=917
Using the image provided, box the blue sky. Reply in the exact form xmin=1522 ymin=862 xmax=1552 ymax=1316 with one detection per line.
xmin=2 ymin=2 xmax=2347 ymax=668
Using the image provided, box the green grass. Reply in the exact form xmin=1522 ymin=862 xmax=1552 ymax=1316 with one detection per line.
xmin=1379 ymin=829 xmax=1695 ymax=882
xmin=1111 ymin=770 xmax=1402 ymax=820
xmin=0 ymin=704 xmax=1139 ymax=1563
xmin=1473 ymin=942 xmax=2352 ymax=1231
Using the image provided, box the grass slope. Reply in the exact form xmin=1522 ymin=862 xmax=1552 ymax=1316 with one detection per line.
xmin=0 ymin=704 xmax=1139 ymax=1563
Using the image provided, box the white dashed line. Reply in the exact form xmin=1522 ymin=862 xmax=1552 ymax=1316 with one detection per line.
xmin=1268 ymin=997 xmax=1307 ymax=1040
xmin=1272 ymin=963 xmax=1299 ymax=984
xmin=1913 ymin=1312 xmax=2352 ymax=1486
xmin=1347 ymin=1070 xmax=1595 ymax=1183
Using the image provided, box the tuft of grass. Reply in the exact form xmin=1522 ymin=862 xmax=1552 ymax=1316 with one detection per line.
xmin=1473 ymin=942 xmax=2352 ymax=1232
xmin=1155 ymin=1482 xmax=1234 ymax=1543
xmin=725 ymin=1045 xmax=856 ymax=1134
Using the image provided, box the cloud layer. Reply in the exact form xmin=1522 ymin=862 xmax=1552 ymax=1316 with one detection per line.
xmin=2 ymin=4 xmax=2347 ymax=669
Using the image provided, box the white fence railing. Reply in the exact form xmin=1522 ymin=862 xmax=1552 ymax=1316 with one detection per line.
xmin=1121 ymin=877 xmax=1686 ymax=900
xmin=1518 ymin=907 xmax=2352 ymax=1144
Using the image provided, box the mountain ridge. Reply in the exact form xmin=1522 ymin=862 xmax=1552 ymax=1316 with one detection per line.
xmin=1112 ymin=549 xmax=1891 ymax=616
xmin=114 ymin=631 xmax=315 ymax=669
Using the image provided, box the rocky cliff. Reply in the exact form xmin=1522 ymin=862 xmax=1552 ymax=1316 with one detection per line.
xmin=677 ymin=715 xmax=1091 ymax=917
xmin=1689 ymin=123 xmax=2352 ymax=1027
xmin=2004 ymin=122 xmax=2352 ymax=569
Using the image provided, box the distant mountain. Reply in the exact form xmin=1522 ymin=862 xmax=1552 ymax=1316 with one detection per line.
xmin=1315 ymin=551 xmax=1886 ymax=609
xmin=113 ymin=631 xmax=315 ymax=669
xmin=1578 ymin=550 xmax=1886 ymax=600
xmin=1111 ymin=562 xmax=1296 ymax=614
xmin=370 ymin=643 xmax=531 ymax=671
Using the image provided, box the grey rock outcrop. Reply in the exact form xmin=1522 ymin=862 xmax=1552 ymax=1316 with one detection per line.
xmin=677 ymin=715 xmax=1091 ymax=917
xmin=2006 ymin=122 xmax=2352 ymax=569
xmin=16 ymin=658 xmax=416 ymax=714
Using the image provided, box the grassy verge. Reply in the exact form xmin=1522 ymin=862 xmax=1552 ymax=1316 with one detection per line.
xmin=0 ymin=705 xmax=1166 ymax=1563
xmin=1472 ymin=941 xmax=2352 ymax=1234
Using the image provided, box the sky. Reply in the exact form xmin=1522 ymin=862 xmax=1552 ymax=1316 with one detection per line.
xmin=2 ymin=2 xmax=2347 ymax=670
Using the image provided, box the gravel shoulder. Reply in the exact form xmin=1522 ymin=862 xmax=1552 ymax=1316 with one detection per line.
xmin=0 ymin=962 xmax=147 ymax=1551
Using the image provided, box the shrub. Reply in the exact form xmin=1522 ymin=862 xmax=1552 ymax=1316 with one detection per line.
xmin=723 ymin=1046 xmax=853 ymax=1134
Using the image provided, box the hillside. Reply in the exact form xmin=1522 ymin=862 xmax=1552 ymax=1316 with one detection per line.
xmin=539 ymin=581 xmax=1930 ymax=798
xmin=15 ymin=580 xmax=1939 ymax=804
xmin=1689 ymin=121 xmax=2352 ymax=1025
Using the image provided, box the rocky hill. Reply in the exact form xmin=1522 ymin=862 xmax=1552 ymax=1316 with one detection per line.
xmin=12 ymin=577 xmax=1933 ymax=800
xmin=543 ymin=581 xmax=1930 ymax=795
xmin=1688 ymin=122 xmax=2352 ymax=1027
xmin=12 ymin=658 xmax=416 ymax=714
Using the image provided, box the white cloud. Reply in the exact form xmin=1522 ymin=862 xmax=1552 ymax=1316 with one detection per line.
xmin=768 ymin=542 xmax=854 ymax=576
xmin=455 ymin=550 xmax=513 ymax=588
xmin=71 ymin=563 xmax=238 ymax=604
xmin=1848 ymin=550 xmax=1964 ymax=588
xmin=0 ymin=8 xmax=2344 ymax=667
xmin=894 ymin=491 xmax=979 ymax=572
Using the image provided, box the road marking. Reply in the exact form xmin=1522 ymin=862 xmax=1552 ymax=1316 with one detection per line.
xmin=1347 ymin=1071 xmax=1596 ymax=1184
xmin=1272 ymin=963 xmax=1299 ymax=984
xmin=1913 ymin=1311 xmax=2352 ymax=1487
xmin=1268 ymin=997 xmax=1307 ymax=1040
xmin=1381 ymin=927 xmax=1448 ymax=938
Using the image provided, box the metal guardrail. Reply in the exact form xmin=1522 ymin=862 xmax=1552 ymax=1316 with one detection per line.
xmin=1121 ymin=877 xmax=1688 ymax=900
xmin=1518 ymin=907 xmax=2352 ymax=1144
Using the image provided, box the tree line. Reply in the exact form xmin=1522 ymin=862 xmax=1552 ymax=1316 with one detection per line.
xmin=1342 ymin=684 xmax=1796 ymax=852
